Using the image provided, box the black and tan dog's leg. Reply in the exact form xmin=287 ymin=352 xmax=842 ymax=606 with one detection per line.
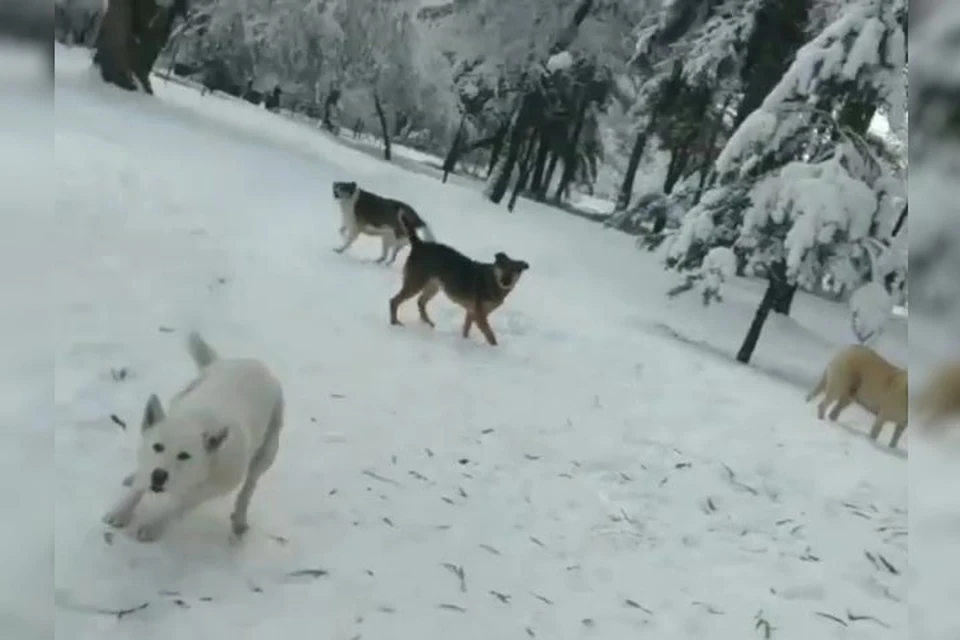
xmin=416 ymin=280 xmax=440 ymax=327
xmin=473 ymin=310 xmax=498 ymax=346
xmin=462 ymin=312 xmax=474 ymax=338
xmin=390 ymin=268 xmax=429 ymax=326
xmin=334 ymin=225 xmax=361 ymax=254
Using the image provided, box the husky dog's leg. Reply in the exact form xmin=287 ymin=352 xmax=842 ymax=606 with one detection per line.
xmin=334 ymin=224 xmax=360 ymax=254
xmin=230 ymin=399 xmax=283 ymax=540
xmin=102 ymin=486 xmax=145 ymax=529
xmin=375 ymin=233 xmax=394 ymax=264
xmin=386 ymin=236 xmax=406 ymax=265
xmin=134 ymin=485 xmax=223 ymax=542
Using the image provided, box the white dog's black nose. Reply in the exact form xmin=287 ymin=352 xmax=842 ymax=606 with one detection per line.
xmin=150 ymin=468 xmax=168 ymax=490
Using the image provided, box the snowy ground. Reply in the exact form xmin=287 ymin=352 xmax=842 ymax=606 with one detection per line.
xmin=37 ymin=46 xmax=914 ymax=639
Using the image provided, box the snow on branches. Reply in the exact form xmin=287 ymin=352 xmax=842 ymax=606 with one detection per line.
xmin=716 ymin=0 xmax=906 ymax=177
xmin=660 ymin=0 xmax=908 ymax=310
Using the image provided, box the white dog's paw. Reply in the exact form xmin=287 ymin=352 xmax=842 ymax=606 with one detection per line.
xmin=102 ymin=508 xmax=134 ymax=529
xmin=230 ymin=513 xmax=249 ymax=540
xmin=135 ymin=520 xmax=166 ymax=543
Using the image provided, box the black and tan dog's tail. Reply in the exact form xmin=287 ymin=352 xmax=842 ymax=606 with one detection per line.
xmin=399 ymin=209 xmax=424 ymax=248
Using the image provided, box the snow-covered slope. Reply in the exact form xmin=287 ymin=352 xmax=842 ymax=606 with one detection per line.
xmin=39 ymin=46 xmax=910 ymax=640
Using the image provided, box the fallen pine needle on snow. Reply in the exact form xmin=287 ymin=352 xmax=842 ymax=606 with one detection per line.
xmin=441 ymin=563 xmax=467 ymax=592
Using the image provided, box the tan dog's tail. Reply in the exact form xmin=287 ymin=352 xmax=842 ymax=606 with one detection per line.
xmin=806 ymin=372 xmax=826 ymax=402
xmin=186 ymin=331 xmax=218 ymax=370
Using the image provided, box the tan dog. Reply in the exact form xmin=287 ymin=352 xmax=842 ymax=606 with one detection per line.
xmin=916 ymin=362 xmax=960 ymax=428
xmin=806 ymin=344 xmax=908 ymax=448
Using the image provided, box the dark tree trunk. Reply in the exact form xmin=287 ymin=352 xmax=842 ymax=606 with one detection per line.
xmin=737 ymin=259 xmax=791 ymax=363
xmin=94 ymin=0 xmax=187 ymax=94
xmin=838 ymin=98 xmax=876 ymax=135
xmin=772 ymin=284 xmax=797 ymax=315
xmin=552 ymin=94 xmax=589 ymax=202
xmin=543 ymin=151 xmax=561 ymax=194
xmin=442 ymin=114 xmax=467 ymax=183
xmin=373 ymin=90 xmax=391 ymax=161
xmin=486 ymin=123 xmax=509 ymax=177
xmin=95 ymin=0 xmax=138 ymax=91
xmin=528 ymin=127 xmax=553 ymax=200
xmin=322 ymin=89 xmax=340 ymax=132
xmin=734 ymin=0 xmax=810 ymax=128
xmin=892 ymin=202 xmax=906 ymax=236
xmin=508 ymin=137 xmax=538 ymax=212
xmin=394 ymin=111 xmax=409 ymax=137
xmin=663 ymin=145 xmax=690 ymax=194
xmin=692 ymin=95 xmax=732 ymax=204
xmin=489 ymin=98 xmax=537 ymax=204
xmin=489 ymin=0 xmax=594 ymax=204
xmin=616 ymin=126 xmax=650 ymax=211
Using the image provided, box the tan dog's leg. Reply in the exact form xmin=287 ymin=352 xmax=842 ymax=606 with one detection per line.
xmin=390 ymin=268 xmax=428 ymax=326
xmin=889 ymin=422 xmax=907 ymax=448
xmin=868 ymin=415 xmax=886 ymax=441
xmin=827 ymin=388 xmax=854 ymax=421
xmin=416 ymin=280 xmax=440 ymax=328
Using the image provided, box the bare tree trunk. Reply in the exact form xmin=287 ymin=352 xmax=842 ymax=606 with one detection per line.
xmin=322 ymin=89 xmax=340 ymax=132
xmin=94 ymin=0 xmax=139 ymax=91
xmin=528 ymin=127 xmax=553 ymax=200
xmin=892 ymin=202 xmax=906 ymax=236
xmin=373 ymin=89 xmax=391 ymax=161
xmin=543 ymin=151 xmax=561 ymax=194
xmin=95 ymin=0 xmax=187 ymax=94
xmin=737 ymin=260 xmax=791 ymax=363
xmin=552 ymin=94 xmax=588 ymax=202
xmin=489 ymin=97 xmax=536 ymax=204
xmin=486 ymin=123 xmax=509 ymax=177
xmin=508 ymin=137 xmax=538 ymax=212
xmin=662 ymin=144 xmax=691 ymax=194
xmin=442 ymin=114 xmax=467 ymax=183
xmin=615 ymin=124 xmax=651 ymax=211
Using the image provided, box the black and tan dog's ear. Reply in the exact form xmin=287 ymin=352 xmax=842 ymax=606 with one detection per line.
xmin=518 ymin=260 xmax=529 ymax=271
xmin=494 ymin=252 xmax=508 ymax=263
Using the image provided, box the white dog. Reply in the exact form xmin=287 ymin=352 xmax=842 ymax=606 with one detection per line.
xmin=102 ymin=332 xmax=285 ymax=542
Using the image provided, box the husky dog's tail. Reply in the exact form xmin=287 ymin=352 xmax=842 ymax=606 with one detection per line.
xmin=186 ymin=331 xmax=218 ymax=369
xmin=419 ymin=223 xmax=436 ymax=243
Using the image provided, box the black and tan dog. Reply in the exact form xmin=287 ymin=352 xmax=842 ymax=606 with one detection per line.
xmin=389 ymin=214 xmax=529 ymax=346
xmin=332 ymin=181 xmax=435 ymax=264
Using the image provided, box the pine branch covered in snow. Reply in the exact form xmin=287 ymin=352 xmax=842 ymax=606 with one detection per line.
xmin=657 ymin=0 xmax=907 ymax=313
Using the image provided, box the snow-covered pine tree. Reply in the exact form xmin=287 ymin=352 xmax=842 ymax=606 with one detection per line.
xmin=659 ymin=0 xmax=905 ymax=363
xmin=612 ymin=0 xmax=775 ymax=220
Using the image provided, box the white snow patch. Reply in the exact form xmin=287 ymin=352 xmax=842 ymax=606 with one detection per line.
xmin=545 ymin=50 xmax=574 ymax=72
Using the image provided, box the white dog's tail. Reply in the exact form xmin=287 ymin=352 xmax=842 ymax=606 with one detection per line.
xmin=186 ymin=331 xmax=218 ymax=369
xmin=419 ymin=224 xmax=436 ymax=243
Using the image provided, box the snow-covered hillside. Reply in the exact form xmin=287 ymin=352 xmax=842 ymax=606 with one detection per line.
xmin=36 ymin=46 xmax=912 ymax=640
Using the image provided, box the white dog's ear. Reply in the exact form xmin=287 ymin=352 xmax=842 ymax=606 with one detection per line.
xmin=142 ymin=394 xmax=165 ymax=431
xmin=204 ymin=427 xmax=229 ymax=453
